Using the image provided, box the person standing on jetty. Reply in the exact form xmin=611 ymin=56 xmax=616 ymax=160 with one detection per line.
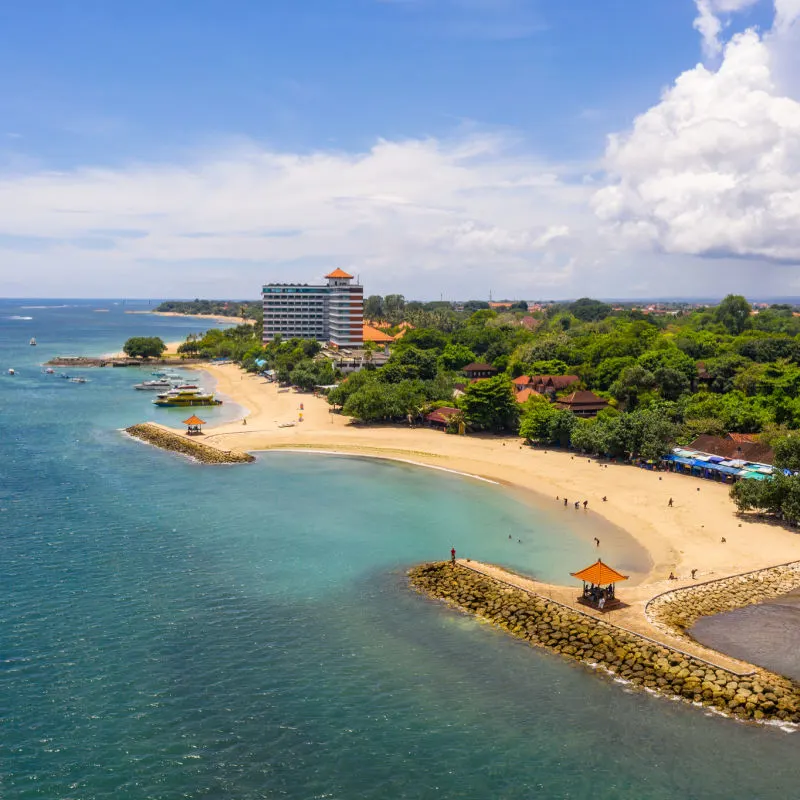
xmin=450 ymin=547 xmax=456 ymax=566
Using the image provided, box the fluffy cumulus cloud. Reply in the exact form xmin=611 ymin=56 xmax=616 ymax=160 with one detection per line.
xmin=594 ymin=1 xmax=800 ymax=264
xmin=0 ymin=135 xmax=597 ymax=296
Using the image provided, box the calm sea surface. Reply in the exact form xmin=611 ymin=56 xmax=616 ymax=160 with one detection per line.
xmin=692 ymin=591 xmax=800 ymax=682
xmin=1 ymin=300 xmax=798 ymax=799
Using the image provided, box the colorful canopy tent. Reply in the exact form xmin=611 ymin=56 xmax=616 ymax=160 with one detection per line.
xmin=571 ymin=559 xmax=628 ymax=612
xmin=183 ymin=414 xmax=206 ymax=435
xmin=571 ymin=559 xmax=629 ymax=586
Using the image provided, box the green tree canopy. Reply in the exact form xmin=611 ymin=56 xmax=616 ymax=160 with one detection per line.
xmin=123 ymin=336 xmax=167 ymax=359
xmin=714 ymin=294 xmax=751 ymax=335
xmin=459 ymin=375 xmax=519 ymax=432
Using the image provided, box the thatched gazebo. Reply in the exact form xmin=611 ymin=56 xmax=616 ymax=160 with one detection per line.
xmin=571 ymin=558 xmax=628 ymax=611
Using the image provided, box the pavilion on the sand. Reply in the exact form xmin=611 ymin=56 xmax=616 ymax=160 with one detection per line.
xmin=183 ymin=414 xmax=206 ymax=436
xmin=570 ymin=558 xmax=628 ymax=612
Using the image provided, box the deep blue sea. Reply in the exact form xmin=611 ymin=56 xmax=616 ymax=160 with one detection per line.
xmin=1 ymin=300 xmax=798 ymax=800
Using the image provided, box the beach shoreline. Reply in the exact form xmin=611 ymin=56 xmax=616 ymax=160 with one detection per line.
xmin=136 ymin=359 xmax=800 ymax=676
xmin=180 ymin=362 xmax=800 ymax=590
xmin=124 ymin=310 xmax=254 ymax=325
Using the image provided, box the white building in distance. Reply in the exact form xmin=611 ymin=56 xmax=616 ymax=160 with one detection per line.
xmin=262 ymin=269 xmax=364 ymax=348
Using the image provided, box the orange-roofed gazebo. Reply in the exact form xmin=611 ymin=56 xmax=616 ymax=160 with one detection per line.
xmin=571 ymin=559 xmax=628 ymax=612
xmin=183 ymin=414 xmax=206 ymax=436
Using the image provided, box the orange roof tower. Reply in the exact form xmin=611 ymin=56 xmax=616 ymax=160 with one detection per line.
xmin=325 ymin=268 xmax=354 ymax=279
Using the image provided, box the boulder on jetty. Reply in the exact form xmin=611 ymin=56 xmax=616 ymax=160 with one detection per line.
xmin=125 ymin=423 xmax=254 ymax=464
xmin=408 ymin=562 xmax=800 ymax=725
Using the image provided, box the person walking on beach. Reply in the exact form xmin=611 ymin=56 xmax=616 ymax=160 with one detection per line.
xmin=574 ymin=501 xmax=579 ymax=510
xmin=668 ymin=497 xmax=673 ymax=507
xmin=594 ymin=537 xmax=600 ymax=547
xmin=583 ymin=500 xmax=588 ymax=509
xmin=450 ymin=547 xmax=456 ymax=565
xmin=691 ymin=568 xmax=697 ymax=579
xmin=564 ymin=498 xmax=568 ymax=506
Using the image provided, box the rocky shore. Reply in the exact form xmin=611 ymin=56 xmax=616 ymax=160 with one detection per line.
xmin=646 ymin=561 xmax=800 ymax=638
xmin=409 ymin=562 xmax=800 ymax=724
xmin=125 ymin=423 xmax=255 ymax=464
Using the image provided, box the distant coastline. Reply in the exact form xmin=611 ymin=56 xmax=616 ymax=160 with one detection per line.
xmin=125 ymin=310 xmax=253 ymax=325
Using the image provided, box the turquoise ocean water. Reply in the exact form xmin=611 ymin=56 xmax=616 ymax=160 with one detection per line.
xmin=1 ymin=300 xmax=798 ymax=799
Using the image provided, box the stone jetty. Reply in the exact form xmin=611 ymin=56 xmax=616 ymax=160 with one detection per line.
xmin=409 ymin=562 xmax=800 ymax=724
xmin=647 ymin=561 xmax=800 ymax=639
xmin=125 ymin=423 xmax=254 ymax=464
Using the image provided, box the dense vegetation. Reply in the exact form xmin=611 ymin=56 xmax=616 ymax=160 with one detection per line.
xmin=155 ymin=300 xmax=262 ymax=321
xmin=730 ymin=437 xmax=800 ymax=524
xmin=174 ymin=293 xmax=800 ymax=462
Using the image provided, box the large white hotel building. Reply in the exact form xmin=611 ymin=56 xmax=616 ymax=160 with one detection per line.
xmin=262 ymin=269 xmax=364 ymax=348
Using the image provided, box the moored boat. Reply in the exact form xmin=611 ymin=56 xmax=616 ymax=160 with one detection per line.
xmin=30 ymin=337 xmax=37 ymax=346
xmin=152 ymin=387 xmax=222 ymax=407
xmin=134 ymin=379 xmax=174 ymax=390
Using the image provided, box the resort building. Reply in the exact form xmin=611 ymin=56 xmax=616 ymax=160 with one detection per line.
xmin=530 ymin=374 xmax=580 ymax=396
xmin=262 ymin=269 xmax=363 ymax=347
xmin=554 ymin=390 xmax=609 ymax=418
xmin=463 ymin=362 xmax=498 ymax=380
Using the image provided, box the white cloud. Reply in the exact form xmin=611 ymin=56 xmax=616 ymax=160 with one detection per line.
xmin=0 ymin=135 xmax=596 ymax=296
xmin=594 ymin=3 xmax=800 ymax=264
xmin=693 ymin=0 xmax=761 ymax=57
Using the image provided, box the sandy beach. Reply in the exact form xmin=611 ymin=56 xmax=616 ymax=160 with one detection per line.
xmin=105 ymin=339 xmax=185 ymax=359
xmin=125 ymin=310 xmax=254 ymax=325
xmin=157 ymin=363 xmax=800 ymax=602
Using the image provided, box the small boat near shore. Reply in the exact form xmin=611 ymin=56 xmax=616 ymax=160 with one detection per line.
xmin=29 ymin=337 xmax=37 ymax=346
xmin=134 ymin=379 xmax=174 ymax=390
xmin=152 ymin=387 xmax=222 ymax=407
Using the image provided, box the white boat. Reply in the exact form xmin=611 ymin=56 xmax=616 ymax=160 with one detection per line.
xmin=29 ymin=337 xmax=37 ymax=346
xmin=152 ymin=387 xmax=221 ymax=407
xmin=8 ymin=368 xmax=15 ymax=375
xmin=45 ymin=367 xmax=55 ymax=374
xmin=134 ymin=379 xmax=173 ymax=390
xmin=70 ymin=377 xmax=88 ymax=383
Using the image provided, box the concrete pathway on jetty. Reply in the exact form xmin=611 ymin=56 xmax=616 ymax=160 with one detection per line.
xmin=458 ymin=560 xmax=757 ymax=675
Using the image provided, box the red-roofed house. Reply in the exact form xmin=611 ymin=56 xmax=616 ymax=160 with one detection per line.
xmin=362 ymin=324 xmax=394 ymax=344
xmin=425 ymin=407 xmax=461 ymax=430
xmin=554 ymin=390 xmax=609 ymax=418
xmin=463 ymin=362 xmax=498 ymax=379
xmin=531 ymin=374 xmax=580 ymax=396
xmin=515 ymin=388 xmax=542 ymax=404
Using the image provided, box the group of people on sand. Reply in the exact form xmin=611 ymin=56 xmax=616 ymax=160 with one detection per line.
xmin=557 ymin=496 xmax=589 ymax=510
xmin=584 ymin=583 xmax=614 ymax=610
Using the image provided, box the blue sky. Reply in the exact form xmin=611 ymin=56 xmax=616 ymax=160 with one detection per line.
xmin=0 ymin=0 xmax=798 ymax=299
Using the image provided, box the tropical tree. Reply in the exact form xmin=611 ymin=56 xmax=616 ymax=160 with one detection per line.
xmin=123 ymin=336 xmax=167 ymax=359
xmin=459 ymin=375 xmax=519 ymax=432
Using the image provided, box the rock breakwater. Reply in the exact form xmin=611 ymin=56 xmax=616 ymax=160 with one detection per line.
xmin=125 ymin=423 xmax=255 ymax=464
xmin=409 ymin=562 xmax=800 ymax=724
xmin=647 ymin=562 xmax=800 ymax=639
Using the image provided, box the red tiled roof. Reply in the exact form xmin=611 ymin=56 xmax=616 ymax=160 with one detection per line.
xmin=555 ymin=390 xmax=609 ymax=410
xmin=515 ymin=388 xmax=542 ymax=403
xmin=727 ymin=433 xmax=759 ymax=444
xmin=362 ymin=324 xmax=394 ymax=343
xmin=513 ymin=375 xmax=533 ymax=386
xmin=531 ymin=374 xmax=580 ymax=391
xmin=689 ymin=435 xmax=774 ymax=464
xmin=463 ymin=362 xmax=497 ymax=372
xmin=425 ymin=407 xmax=460 ymax=425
